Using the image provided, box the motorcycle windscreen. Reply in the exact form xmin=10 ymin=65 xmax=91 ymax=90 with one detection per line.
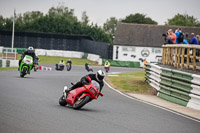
xmin=88 ymin=80 xmax=100 ymax=98
xmin=24 ymin=55 xmax=33 ymax=64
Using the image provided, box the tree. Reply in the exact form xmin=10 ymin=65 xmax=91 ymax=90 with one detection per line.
xmin=0 ymin=5 xmax=112 ymax=43
xmin=103 ymin=17 xmax=118 ymax=35
xmin=121 ymin=13 xmax=157 ymax=25
xmin=0 ymin=15 xmax=5 ymax=29
xmin=81 ymin=11 xmax=89 ymax=25
xmin=165 ymin=13 xmax=200 ymax=27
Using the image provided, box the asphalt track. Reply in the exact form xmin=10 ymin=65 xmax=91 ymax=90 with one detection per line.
xmin=0 ymin=65 xmax=200 ymax=133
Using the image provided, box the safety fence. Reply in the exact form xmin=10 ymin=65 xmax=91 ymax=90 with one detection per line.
xmin=162 ymin=44 xmax=200 ymax=70
xmin=145 ymin=63 xmax=200 ymax=110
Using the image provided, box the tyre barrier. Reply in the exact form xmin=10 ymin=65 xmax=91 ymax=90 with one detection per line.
xmin=145 ymin=63 xmax=200 ymax=110
xmin=0 ymin=59 xmax=18 ymax=67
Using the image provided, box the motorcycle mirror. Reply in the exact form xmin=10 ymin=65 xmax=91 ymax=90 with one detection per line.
xmin=100 ymin=93 xmax=104 ymax=97
xmin=71 ymin=82 xmax=74 ymax=85
xmin=86 ymin=76 xmax=91 ymax=82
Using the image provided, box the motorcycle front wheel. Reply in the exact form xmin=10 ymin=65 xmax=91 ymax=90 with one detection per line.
xmin=20 ymin=67 xmax=27 ymax=77
xmin=59 ymin=95 xmax=67 ymax=106
xmin=73 ymin=95 xmax=90 ymax=110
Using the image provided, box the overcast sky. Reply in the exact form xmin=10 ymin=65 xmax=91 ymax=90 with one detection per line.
xmin=0 ymin=0 xmax=200 ymax=26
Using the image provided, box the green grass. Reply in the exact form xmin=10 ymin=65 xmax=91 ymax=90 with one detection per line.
xmin=106 ymin=71 xmax=155 ymax=94
xmin=0 ymin=54 xmax=98 ymax=71
xmin=37 ymin=55 xmax=98 ymax=65
xmin=15 ymin=54 xmax=98 ymax=65
xmin=0 ymin=67 xmax=17 ymax=71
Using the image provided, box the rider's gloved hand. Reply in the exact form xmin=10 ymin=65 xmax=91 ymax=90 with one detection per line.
xmin=81 ymin=76 xmax=90 ymax=85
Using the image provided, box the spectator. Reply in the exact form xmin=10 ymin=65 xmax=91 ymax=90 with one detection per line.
xmin=175 ymin=28 xmax=184 ymax=44
xmin=190 ymin=33 xmax=199 ymax=60
xmin=168 ymin=29 xmax=176 ymax=44
xmin=196 ymin=35 xmax=200 ymax=44
xmin=190 ymin=33 xmax=199 ymax=45
xmin=185 ymin=33 xmax=190 ymax=44
xmin=162 ymin=33 xmax=173 ymax=44
xmin=183 ymin=38 xmax=189 ymax=44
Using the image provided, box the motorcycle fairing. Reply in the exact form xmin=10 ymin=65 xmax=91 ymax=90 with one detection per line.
xmin=66 ymin=83 xmax=99 ymax=105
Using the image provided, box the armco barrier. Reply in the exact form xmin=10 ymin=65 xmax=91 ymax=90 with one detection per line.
xmin=145 ymin=63 xmax=200 ymax=110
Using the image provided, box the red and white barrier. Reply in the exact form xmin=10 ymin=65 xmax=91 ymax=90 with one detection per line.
xmin=38 ymin=66 xmax=52 ymax=71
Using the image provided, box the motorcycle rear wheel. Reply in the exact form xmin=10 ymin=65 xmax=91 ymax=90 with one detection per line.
xmin=59 ymin=95 xmax=67 ymax=106
xmin=67 ymin=66 xmax=71 ymax=71
xmin=73 ymin=95 xmax=90 ymax=110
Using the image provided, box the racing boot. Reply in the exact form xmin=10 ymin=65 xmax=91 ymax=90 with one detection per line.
xmin=63 ymin=86 xmax=71 ymax=98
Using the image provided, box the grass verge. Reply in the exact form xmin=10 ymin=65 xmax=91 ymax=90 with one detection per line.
xmin=0 ymin=67 xmax=17 ymax=71
xmin=105 ymin=71 xmax=156 ymax=95
xmin=37 ymin=55 xmax=98 ymax=65
xmin=16 ymin=54 xmax=98 ymax=65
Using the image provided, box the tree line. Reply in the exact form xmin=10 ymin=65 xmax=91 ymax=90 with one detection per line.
xmin=0 ymin=5 xmax=199 ymax=44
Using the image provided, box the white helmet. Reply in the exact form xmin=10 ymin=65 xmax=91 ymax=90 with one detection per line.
xmin=96 ymin=70 xmax=105 ymax=81
xmin=28 ymin=46 xmax=34 ymax=53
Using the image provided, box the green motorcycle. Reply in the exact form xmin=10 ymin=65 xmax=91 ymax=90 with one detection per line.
xmin=19 ymin=55 xmax=33 ymax=77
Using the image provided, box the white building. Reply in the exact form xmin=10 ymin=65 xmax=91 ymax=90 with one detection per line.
xmin=113 ymin=23 xmax=163 ymax=67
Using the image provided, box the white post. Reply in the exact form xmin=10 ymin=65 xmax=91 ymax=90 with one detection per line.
xmin=11 ymin=9 xmax=16 ymax=52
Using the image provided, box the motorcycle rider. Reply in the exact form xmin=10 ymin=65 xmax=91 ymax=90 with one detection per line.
xmin=67 ymin=59 xmax=72 ymax=64
xmin=85 ymin=62 xmax=93 ymax=72
xmin=56 ymin=60 xmax=65 ymax=70
xmin=104 ymin=60 xmax=110 ymax=67
xmin=18 ymin=46 xmax=37 ymax=71
xmin=66 ymin=59 xmax=72 ymax=70
xmin=65 ymin=70 xmax=105 ymax=96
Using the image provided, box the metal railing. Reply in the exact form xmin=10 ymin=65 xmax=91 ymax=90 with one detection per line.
xmin=162 ymin=44 xmax=200 ymax=70
xmin=2 ymin=48 xmax=17 ymax=60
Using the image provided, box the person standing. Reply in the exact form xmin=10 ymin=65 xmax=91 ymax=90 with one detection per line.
xmin=175 ymin=28 xmax=184 ymax=44
xmin=168 ymin=29 xmax=176 ymax=44
xmin=162 ymin=33 xmax=173 ymax=44
xmin=191 ymin=33 xmax=199 ymax=45
xmin=190 ymin=33 xmax=199 ymax=60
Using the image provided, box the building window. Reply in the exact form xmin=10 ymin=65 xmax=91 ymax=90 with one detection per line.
xmin=152 ymin=48 xmax=161 ymax=53
xmin=123 ymin=53 xmax=128 ymax=56
xmin=122 ymin=46 xmax=135 ymax=52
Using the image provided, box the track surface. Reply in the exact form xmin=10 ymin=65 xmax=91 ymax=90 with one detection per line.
xmin=0 ymin=65 xmax=199 ymax=133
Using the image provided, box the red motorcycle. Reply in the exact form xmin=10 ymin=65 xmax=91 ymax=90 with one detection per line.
xmin=104 ymin=64 xmax=110 ymax=73
xmin=59 ymin=76 xmax=103 ymax=110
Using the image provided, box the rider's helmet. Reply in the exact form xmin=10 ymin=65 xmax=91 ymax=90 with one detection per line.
xmin=28 ymin=46 xmax=34 ymax=53
xmin=68 ymin=59 xmax=71 ymax=61
xmin=96 ymin=70 xmax=105 ymax=81
xmin=106 ymin=60 xmax=108 ymax=63
xmin=61 ymin=60 xmax=63 ymax=62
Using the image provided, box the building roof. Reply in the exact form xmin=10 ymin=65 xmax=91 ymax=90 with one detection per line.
xmin=113 ymin=22 xmax=200 ymax=48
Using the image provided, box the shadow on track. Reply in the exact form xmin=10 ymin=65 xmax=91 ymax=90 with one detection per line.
xmin=56 ymin=105 xmax=101 ymax=113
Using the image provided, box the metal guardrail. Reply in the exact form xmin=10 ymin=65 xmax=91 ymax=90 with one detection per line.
xmin=162 ymin=44 xmax=200 ymax=70
xmin=145 ymin=63 xmax=200 ymax=110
